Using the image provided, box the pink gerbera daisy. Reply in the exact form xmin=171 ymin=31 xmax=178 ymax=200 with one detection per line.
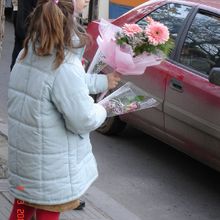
xmin=122 ymin=24 xmax=143 ymax=36
xmin=145 ymin=22 xmax=170 ymax=46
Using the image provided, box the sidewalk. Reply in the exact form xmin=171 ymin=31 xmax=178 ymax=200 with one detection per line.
xmin=0 ymin=19 xmax=141 ymax=220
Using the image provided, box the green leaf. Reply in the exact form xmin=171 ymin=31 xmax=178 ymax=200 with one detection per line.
xmin=135 ymin=96 xmax=145 ymax=102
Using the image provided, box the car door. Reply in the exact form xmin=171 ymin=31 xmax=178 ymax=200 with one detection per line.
xmin=164 ymin=9 xmax=220 ymax=169
xmin=120 ymin=2 xmax=194 ymax=141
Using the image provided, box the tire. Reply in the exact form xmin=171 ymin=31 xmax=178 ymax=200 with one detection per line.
xmin=97 ymin=116 xmax=126 ymax=135
xmin=94 ymin=92 xmax=126 ymax=135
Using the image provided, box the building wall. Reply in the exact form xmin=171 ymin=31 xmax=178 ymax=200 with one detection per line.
xmin=5 ymin=0 xmax=12 ymax=8
xmin=110 ymin=0 xmax=146 ymax=7
xmin=98 ymin=0 xmax=109 ymax=19
xmin=83 ymin=0 xmax=109 ymax=22
xmin=83 ymin=0 xmax=147 ymax=22
xmin=109 ymin=0 xmax=147 ymax=19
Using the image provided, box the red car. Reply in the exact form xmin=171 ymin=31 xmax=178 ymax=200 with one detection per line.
xmin=84 ymin=0 xmax=220 ymax=171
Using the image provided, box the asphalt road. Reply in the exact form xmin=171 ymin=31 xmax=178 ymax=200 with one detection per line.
xmin=91 ymin=128 xmax=220 ymax=220
xmin=1 ymin=19 xmax=220 ymax=220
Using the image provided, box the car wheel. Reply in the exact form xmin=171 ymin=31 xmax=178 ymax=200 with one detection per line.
xmin=97 ymin=116 xmax=126 ymax=135
xmin=94 ymin=92 xmax=126 ymax=135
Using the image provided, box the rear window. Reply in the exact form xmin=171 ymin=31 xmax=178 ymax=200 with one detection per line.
xmin=179 ymin=12 xmax=220 ymax=75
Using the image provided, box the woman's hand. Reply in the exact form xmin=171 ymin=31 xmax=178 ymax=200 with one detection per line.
xmin=107 ymin=71 xmax=121 ymax=89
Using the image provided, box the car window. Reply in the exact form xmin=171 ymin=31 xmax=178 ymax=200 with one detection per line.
xmin=137 ymin=3 xmax=192 ymax=52
xmin=179 ymin=12 xmax=220 ymax=76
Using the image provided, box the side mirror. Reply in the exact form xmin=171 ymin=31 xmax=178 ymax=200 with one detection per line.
xmin=209 ymin=67 xmax=220 ymax=86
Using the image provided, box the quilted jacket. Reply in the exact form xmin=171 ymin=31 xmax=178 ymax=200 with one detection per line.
xmin=7 ymin=46 xmax=108 ymax=205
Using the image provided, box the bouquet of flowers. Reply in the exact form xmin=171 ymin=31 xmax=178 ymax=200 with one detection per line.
xmin=99 ymin=82 xmax=159 ymax=117
xmin=87 ymin=18 xmax=173 ymax=75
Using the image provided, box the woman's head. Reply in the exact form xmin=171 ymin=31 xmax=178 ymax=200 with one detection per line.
xmin=21 ymin=0 xmax=90 ymax=69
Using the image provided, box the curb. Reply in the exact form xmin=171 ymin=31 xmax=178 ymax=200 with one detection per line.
xmin=0 ymin=122 xmax=8 ymax=138
xmin=86 ymin=186 xmax=141 ymax=220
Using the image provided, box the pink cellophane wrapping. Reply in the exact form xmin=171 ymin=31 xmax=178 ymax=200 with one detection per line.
xmin=96 ymin=19 xmax=163 ymax=75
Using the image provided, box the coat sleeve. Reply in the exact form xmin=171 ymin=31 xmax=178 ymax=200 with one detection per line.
xmin=84 ymin=73 xmax=108 ymax=94
xmin=51 ymin=62 xmax=107 ymax=135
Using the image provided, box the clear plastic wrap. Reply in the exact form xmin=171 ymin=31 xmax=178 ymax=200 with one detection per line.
xmin=99 ymin=82 xmax=159 ymax=117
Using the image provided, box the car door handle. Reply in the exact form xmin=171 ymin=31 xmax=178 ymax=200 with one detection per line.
xmin=170 ymin=78 xmax=183 ymax=92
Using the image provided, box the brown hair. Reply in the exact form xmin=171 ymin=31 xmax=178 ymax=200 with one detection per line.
xmin=20 ymin=0 xmax=89 ymax=69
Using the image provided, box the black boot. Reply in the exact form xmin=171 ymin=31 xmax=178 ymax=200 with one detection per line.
xmin=74 ymin=200 xmax=85 ymax=210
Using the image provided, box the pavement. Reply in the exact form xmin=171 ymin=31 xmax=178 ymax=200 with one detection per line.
xmin=0 ymin=17 xmax=142 ymax=220
xmin=0 ymin=133 xmax=8 ymax=179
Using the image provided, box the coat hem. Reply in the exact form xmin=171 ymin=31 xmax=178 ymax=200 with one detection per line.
xmin=9 ymin=174 xmax=98 ymax=205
